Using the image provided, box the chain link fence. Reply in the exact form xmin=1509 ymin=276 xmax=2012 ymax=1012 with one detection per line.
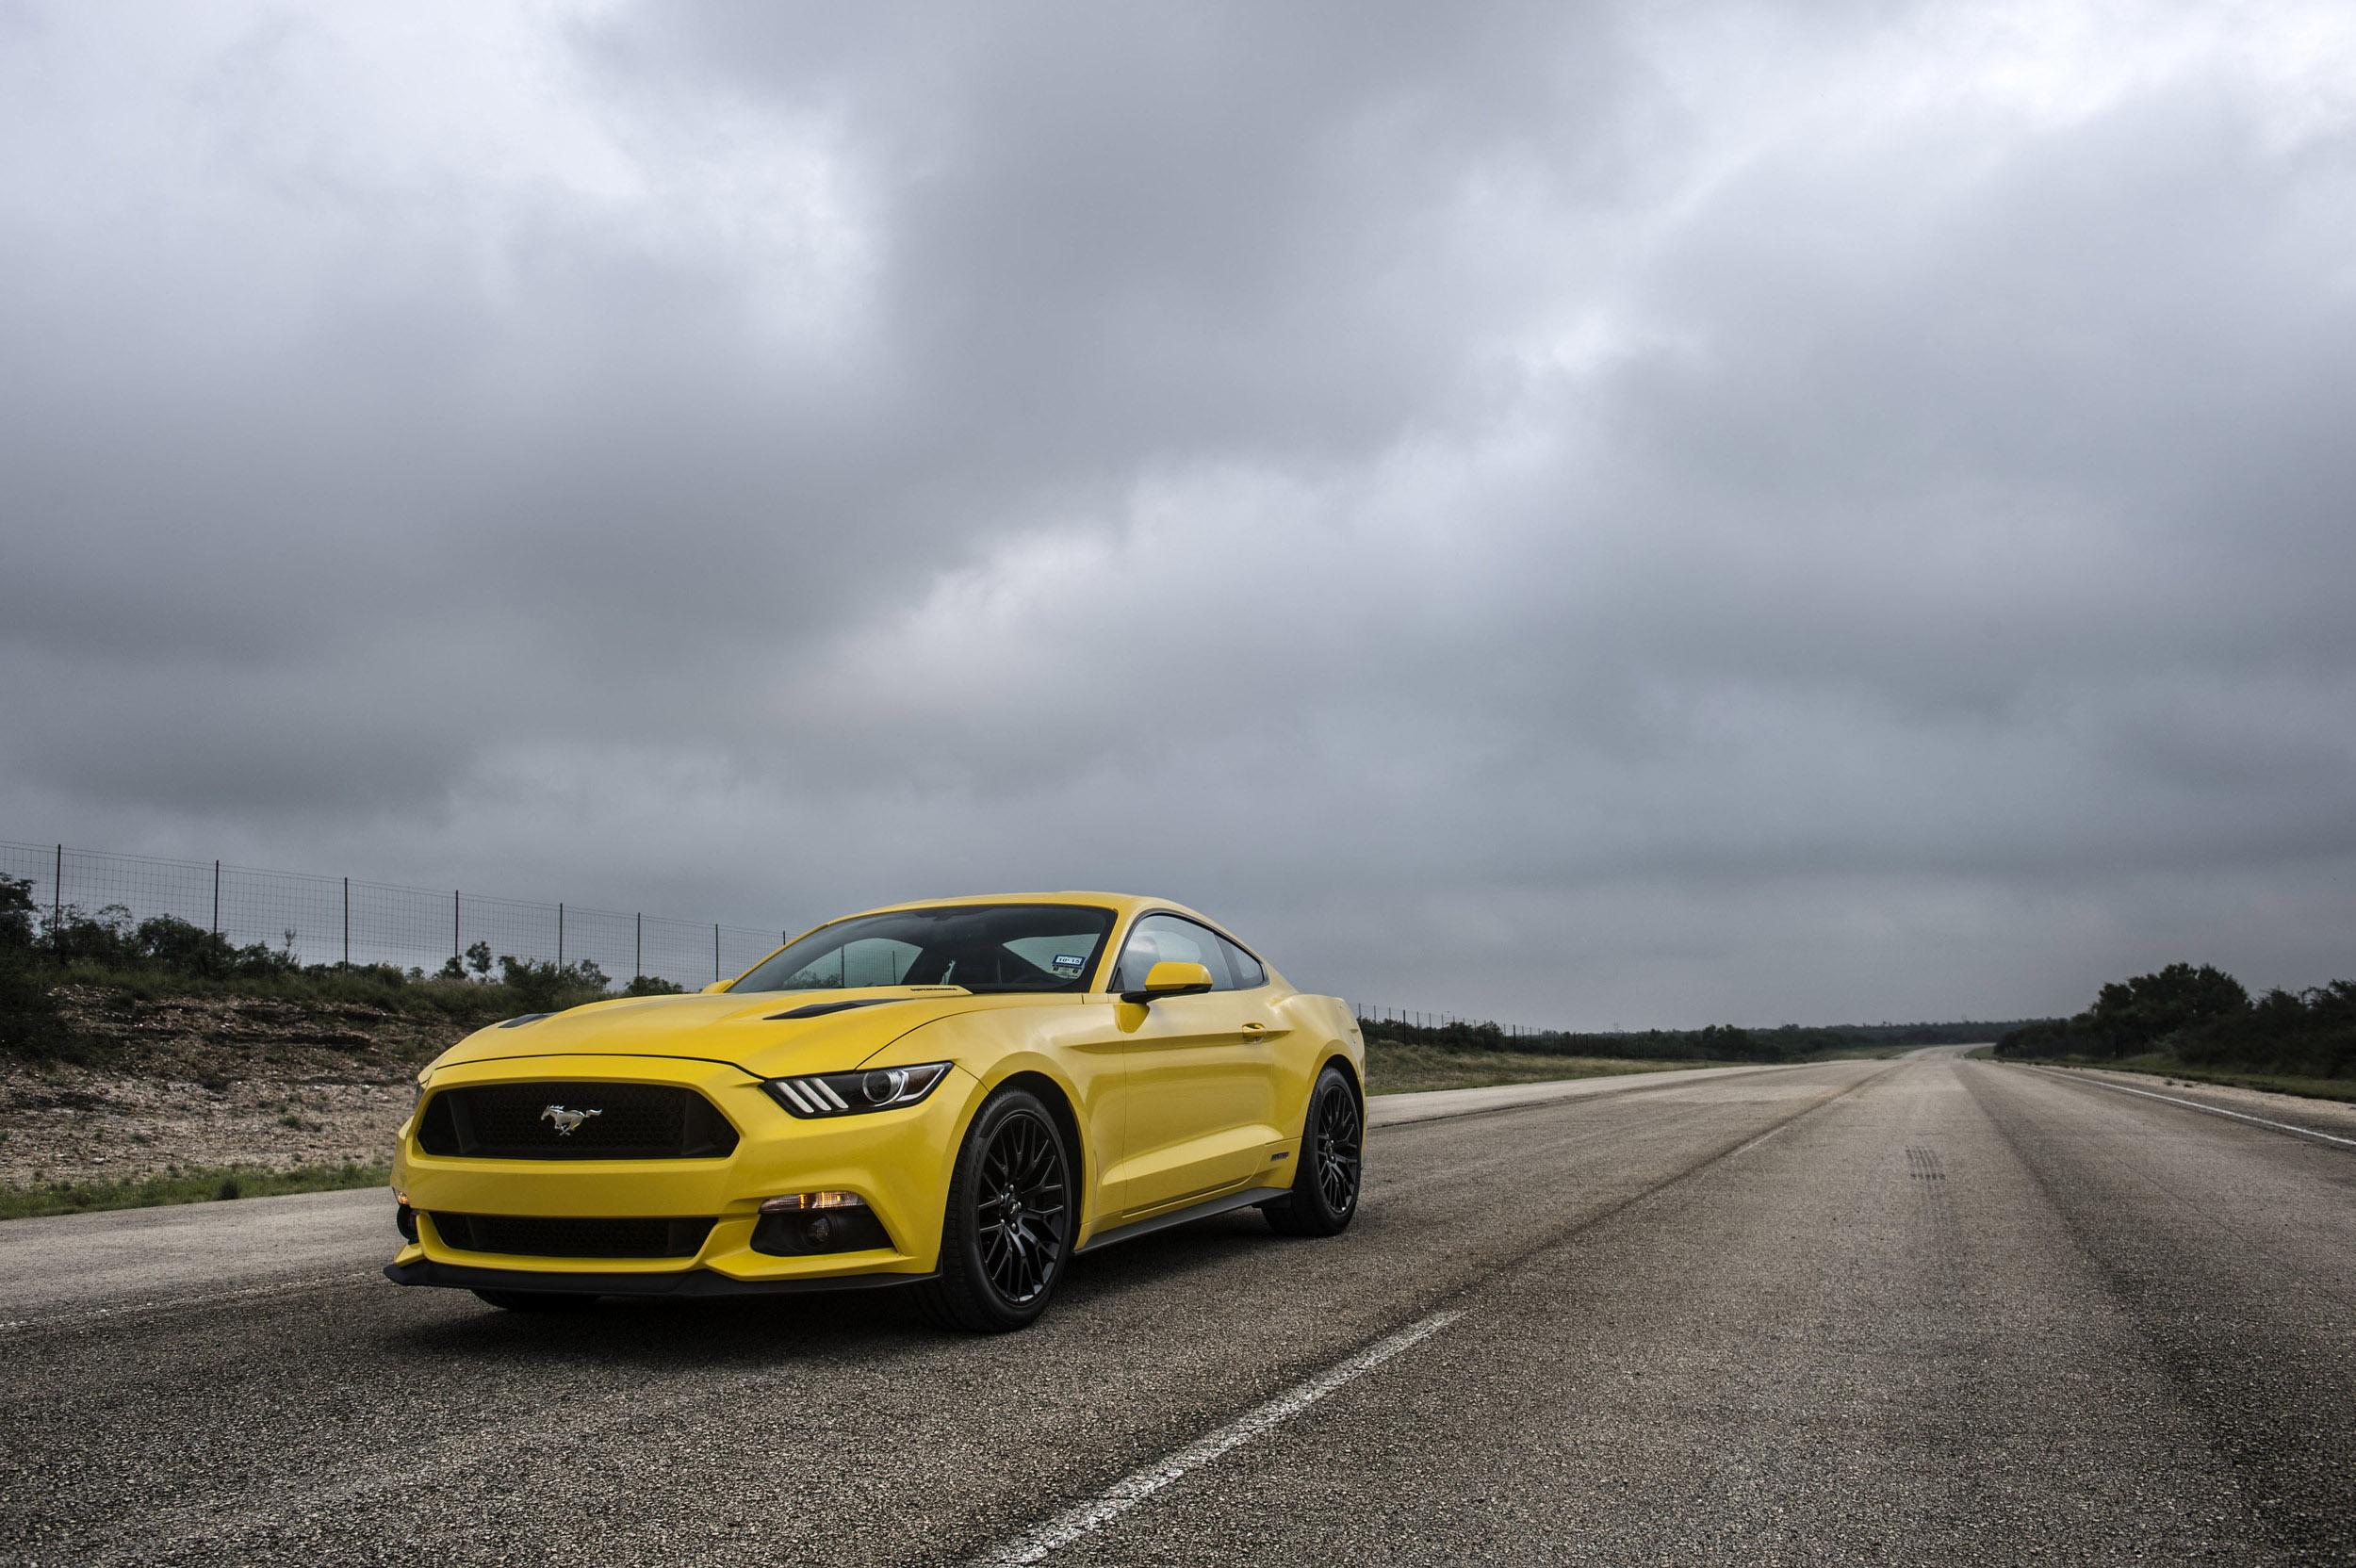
xmin=3 ymin=844 xmax=1552 ymax=1021
xmin=1 ymin=840 xmax=790 ymax=990
xmin=1351 ymin=1004 xmax=1545 ymax=1039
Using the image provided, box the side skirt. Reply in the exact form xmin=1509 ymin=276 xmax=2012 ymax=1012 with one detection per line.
xmin=384 ymin=1259 xmax=937 ymax=1298
xmin=1076 ymin=1185 xmax=1294 ymax=1255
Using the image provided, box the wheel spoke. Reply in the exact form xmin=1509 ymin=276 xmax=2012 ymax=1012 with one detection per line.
xmin=973 ymin=1109 xmax=1068 ymax=1303
xmin=1307 ymin=1085 xmax=1363 ymax=1212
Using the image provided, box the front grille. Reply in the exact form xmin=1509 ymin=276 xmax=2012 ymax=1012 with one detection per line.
xmin=416 ymin=1082 xmax=739 ymax=1160
xmin=427 ymin=1213 xmax=714 ymax=1259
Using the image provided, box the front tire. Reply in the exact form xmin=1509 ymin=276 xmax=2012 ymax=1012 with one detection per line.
xmin=1264 ymin=1065 xmax=1362 ymax=1236
xmin=913 ymin=1086 xmax=1075 ymax=1333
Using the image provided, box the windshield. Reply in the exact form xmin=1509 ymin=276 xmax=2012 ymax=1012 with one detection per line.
xmin=728 ymin=904 xmax=1116 ymax=995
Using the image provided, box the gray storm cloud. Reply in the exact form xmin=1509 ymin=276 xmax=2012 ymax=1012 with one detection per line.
xmin=2 ymin=0 xmax=2352 ymax=1026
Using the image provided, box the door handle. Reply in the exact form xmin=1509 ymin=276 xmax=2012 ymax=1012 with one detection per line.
xmin=1240 ymin=1022 xmax=1269 ymax=1037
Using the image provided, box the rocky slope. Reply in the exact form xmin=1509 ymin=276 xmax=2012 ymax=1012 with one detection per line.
xmin=0 ymin=988 xmax=472 ymax=1185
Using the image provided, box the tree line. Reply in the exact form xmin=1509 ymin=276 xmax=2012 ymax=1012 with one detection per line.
xmin=1358 ymin=1014 xmax=2048 ymax=1063
xmin=0 ymin=876 xmax=681 ymax=1058
xmin=1995 ymin=962 xmax=2355 ymax=1080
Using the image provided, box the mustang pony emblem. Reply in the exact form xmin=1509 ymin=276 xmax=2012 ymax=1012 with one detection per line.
xmin=540 ymin=1104 xmax=603 ymax=1135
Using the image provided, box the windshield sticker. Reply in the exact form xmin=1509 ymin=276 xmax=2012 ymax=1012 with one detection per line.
xmin=1053 ymin=955 xmax=1087 ymax=974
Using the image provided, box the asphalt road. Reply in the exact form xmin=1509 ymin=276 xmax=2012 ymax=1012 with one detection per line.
xmin=4 ymin=1052 xmax=2351 ymax=1566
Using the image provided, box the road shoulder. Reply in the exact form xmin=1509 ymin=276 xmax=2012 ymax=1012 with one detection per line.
xmin=2018 ymin=1062 xmax=2356 ymax=1142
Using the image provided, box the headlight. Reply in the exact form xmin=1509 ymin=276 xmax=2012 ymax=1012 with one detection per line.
xmin=762 ymin=1062 xmax=952 ymax=1119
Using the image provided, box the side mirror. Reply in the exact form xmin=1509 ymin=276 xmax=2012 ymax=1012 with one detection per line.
xmin=1121 ymin=961 xmax=1214 ymax=1005
xmin=701 ymin=981 xmax=730 ymax=994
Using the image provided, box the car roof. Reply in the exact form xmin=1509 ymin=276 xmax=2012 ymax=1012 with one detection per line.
xmin=840 ymin=890 xmax=1200 ymax=925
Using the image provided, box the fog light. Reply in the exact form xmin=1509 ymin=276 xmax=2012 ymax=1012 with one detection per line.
xmin=759 ymin=1190 xmax=866 ymax=1214
xmin=750 ymin=1191 xmax=892 ymax=1257
xmin=395 ymin=1194 xmax=418 ymax=1244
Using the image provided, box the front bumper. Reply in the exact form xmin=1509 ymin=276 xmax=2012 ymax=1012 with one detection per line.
xmin=384 ymin=1257 xmax=935 ymax=1297
xmin=388 ymin=1053 xmax=970 ymax=1290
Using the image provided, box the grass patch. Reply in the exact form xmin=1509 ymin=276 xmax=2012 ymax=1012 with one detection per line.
xmin=1366 ymin=1042 xmax=1731 ymax=1096
xmin=0 ymin=1160 xmax=391 ymax=1221
xmin=2010 ymin=1054 xmax=2356 ymax=1105
xmin=48 ymin=961 xmax=548 ymax=1022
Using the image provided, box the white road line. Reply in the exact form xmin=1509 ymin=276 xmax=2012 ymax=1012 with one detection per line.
xmin=2034 ymin=1069 xmax=2356 ymax=1149
xmin=968 ymin=1308 xmax=1466 ymax=1566
xmin=1729 ymin=1121 xmax=1795 ymax=1159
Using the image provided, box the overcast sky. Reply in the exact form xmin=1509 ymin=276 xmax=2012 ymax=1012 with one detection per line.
xmin=3 ymin=1 xmax=2353 ymax=1026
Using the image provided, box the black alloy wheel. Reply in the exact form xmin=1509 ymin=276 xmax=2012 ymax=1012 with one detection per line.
xmin=914 ymin=1086 xmax=1075 ymax=1332
xmin=975 ymin=1109 xmax=1067 ymax=1303
xmin=1264 ymin=1065 xmax=1362 ymax=1236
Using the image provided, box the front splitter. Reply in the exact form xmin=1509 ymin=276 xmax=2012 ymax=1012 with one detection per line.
xmin=384 ymin=1258 xmax=936 ymax=1298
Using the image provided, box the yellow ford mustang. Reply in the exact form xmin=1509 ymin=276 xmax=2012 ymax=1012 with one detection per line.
xmin=385 ymin=892 xmax=1366 ymax=1331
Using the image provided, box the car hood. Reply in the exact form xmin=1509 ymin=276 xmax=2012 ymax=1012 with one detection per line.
xmin=429 ymin=986 xmax=1067 ymax=1080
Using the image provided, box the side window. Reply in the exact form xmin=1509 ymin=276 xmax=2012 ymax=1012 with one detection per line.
xmin=1221 ymin=937 xmax=1267 ymax=989
xmin=1111 ymin=914 xmax=1236 ymax=992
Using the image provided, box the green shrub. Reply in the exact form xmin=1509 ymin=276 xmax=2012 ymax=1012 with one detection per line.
xmin=495 ymin=955 xmax=612 ymax=1013
xmin=1999 ymin=964 xmax=2353 ymax=1080
xmin=0 ymin=946 xmax=74 ymax=1056
xmin=0 ymin=1161 xmax=391 ymax=1220
xmin=0 ymin=875 xmax=37 ymax=951
xmin=2172 ymin=980 xmax=2356 ymax=1079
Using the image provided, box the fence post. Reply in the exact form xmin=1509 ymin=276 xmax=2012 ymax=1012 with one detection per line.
xmin=6 ymin=841 xmax=801 ymax=998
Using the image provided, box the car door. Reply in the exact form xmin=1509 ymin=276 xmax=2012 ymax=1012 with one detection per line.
xmin=1101 ymin=913 xmax=1283 ymax=1217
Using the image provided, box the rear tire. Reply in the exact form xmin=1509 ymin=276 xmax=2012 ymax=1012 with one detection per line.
xmin=913 ymin=1086 xmax=1074 ymax=1333
xmin=472 ymin=1289 xmax=599 ymax=1313
xmin=1264 ymin=1065 xmax=1362 ymax=1237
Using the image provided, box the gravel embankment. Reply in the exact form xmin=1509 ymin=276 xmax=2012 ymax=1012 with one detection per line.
xmin=0 ymin=989 xmax=466 ymax=1184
